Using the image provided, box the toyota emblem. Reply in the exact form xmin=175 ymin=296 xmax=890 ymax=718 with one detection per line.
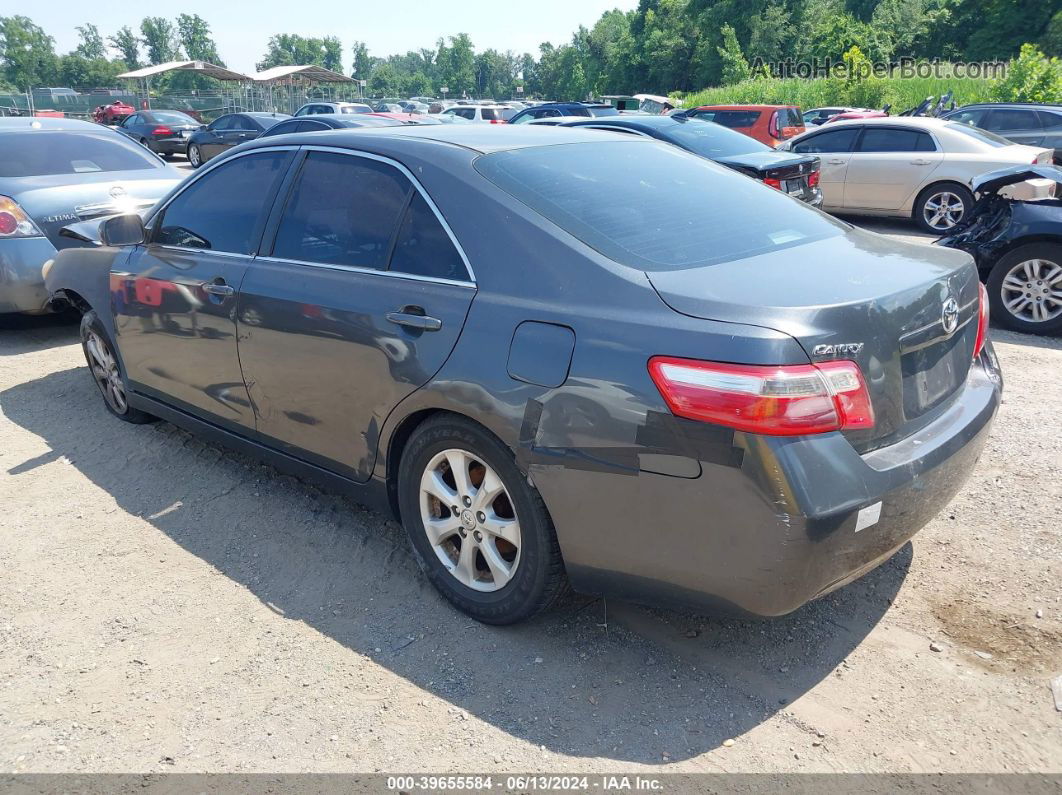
xmin=941 ymin=297 xmax=960 ymax=335
xmin=109 ymin=185 xmax=126 ymax=199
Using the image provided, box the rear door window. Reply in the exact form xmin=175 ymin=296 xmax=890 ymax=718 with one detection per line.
xmin=793 ymin=127 xmax=859 ymax=153
xmin=857 ymin=128 xmax=936 ymax=152
xmin=389 ymin=192 xmax=469 ymax=282
xmin=154 ymin=151 xmax=290 ymax=253
xmin=986 ymin=109 xmax=1042 ymax=131
xmin=947 ymin=108 xmax=985 ymax=127
xmin=271 ymin=151 xmax=412 ymax=269
xmin=1039 ymin=111 xmax=1062 ymax=129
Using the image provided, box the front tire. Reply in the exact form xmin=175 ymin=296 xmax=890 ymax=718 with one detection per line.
xmin=914 ymin=183 xmax=973 ymax=233
xmin=187 ymin=143 xmax=202 ymax=168
xmin=80 ymin=311 xmax=154 ymax=424
xmin=397 ymin=415 xmax=568 ymax=624
xmin=986 ymin=243 xmax=1062 ymax=334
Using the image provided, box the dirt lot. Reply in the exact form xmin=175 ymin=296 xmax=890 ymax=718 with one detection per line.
xmin=1 ymin=222 xmax=1060 ymax=775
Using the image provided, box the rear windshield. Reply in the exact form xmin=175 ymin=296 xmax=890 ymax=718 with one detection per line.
xmin=775 ymin=107 xmax=803 ymax=128
xmin=150 ymin=111 xmax=197 ymax=125
xmin=0 ymin=131 xmax=161 ymax=177
xmin=475 ymin=141 xmax=842 ymax=271
xmin=481 ymin=108 xmax=503 ymax=121
xmin=586 ymin=106 xmax=619 ymax=117
xmin=945 ymin=122 xmax=1013 ymax=147
xmin=693 ymin=110 xmax=761 ymax=128
xmin=341 ymin=105 xmax=371 ymax=114
xmin=664 ymin=119 xmax=769 ymax=156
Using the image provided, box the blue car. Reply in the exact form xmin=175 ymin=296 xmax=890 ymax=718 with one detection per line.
xmin=0 ymin=117 xmax=182 ymax=315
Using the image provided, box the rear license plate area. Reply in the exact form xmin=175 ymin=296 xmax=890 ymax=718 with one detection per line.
xmin=784 ymin=178 xmax=805 ymax=195
xmin=901 ymin=331 xmax=969 ymax=417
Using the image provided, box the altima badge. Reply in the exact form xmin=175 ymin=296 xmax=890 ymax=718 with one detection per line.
xmin=813 ymin=342 xmax=864 ymax=357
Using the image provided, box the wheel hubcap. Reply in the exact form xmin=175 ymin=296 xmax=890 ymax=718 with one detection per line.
xmin=923 ymin=192 xmax=965 ymax=230
xmin=85 ymin=330 xmax=127 ymax=413
xmin=1001 ymin=258 xmax=1062 ymax=324
xmin=189 ymin=146 xmax=200 ymax=166
xmin=420 ymin=449 xmax=521 ymax=592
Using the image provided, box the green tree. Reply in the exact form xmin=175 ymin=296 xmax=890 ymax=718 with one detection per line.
xmin=257 ymin=34 xmax=331 ymax=70
xmin=74 ymin=23 xmax=106 ymax=60
xmin=747 ymin=2 xmax=793 ymax=67
xmin=322 ymin=36 xmax=343 ymax=73
xmin=992 ymin=43 xmax=1062 ymax=103
xmin=0 ymin=16 xmax=59 ymax=88
xmin=717 ymin=23 xmax=750 ymax=84
xmin=176 ymin=14 xmax=222 ymax=64
xmin=59 ymin=53 xmax=125 ymax=88
xmin=109 ymin=26 xmax=140 ymax=69
xmin=440 ymin=33 xmax=475 ymax=96
xmin=140 ymin=17 xmax=180 ymax=65
xmin=350 ymin=40 xmax=374 ymax=81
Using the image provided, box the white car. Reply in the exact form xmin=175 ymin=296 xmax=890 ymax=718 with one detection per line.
xmin=778 ymin=116 xmax=1054 ymax=231
xmin=440 ymin=105 xmax=512 ymax=124
xmin=293 ymin=102 xmax=373 ymax=116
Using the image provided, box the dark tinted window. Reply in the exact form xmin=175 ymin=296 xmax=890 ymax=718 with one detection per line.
xmin=272 ymin=151 xmax=411 ymax=269
xmin=475 ymin=141 xmax=842 ymax=271
xmin=775 ymin=107 xmax=803 ymax=127
xmin=231 ymin=115 xmax=260 ymax=131
xmin=210 ymin=115 xmax=237 ymax=131
xmin=122 ymin=114 xmax=140 ymax=126
xmin=389 ymin=192 xmax=468 ymax=281
xmin=663 ymin=119 xmax=769 ymax=156
xmin=149 ymin=111 xmax=197 ymax=125
xmin=793 ymin=127 xmax=859 ymax=153
xmin=586 ymin=106 xmax=619 ymax=117
xmin=258 ymin=120 xmax=297 ymax=137
xmin=154 ymin=151 xmax=289 ymax=253
xmin=947 ymin=108 xmax=985 ymax=127
xmin=297 ymin=120 xmax=330 ymax=132
xmin=691 ymin=110 xmax=761 ymax=128
xmin=857 ymin=128 xmax=935 ymax=152
xmin=1039 ymin=111 xmax=1062 ymax=129
xmin=0 ymin=131 xmax=161 ymax=177
xmin=987 ymin=108 xmax=1042 ymax=131
xmin=481 ymin=108 xmax=502 ymax=121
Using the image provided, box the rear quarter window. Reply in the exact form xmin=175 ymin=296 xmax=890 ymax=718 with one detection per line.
xmin=474 ymin=140 xmax=842 ymax=271
xmin=693 ymin=110 xmax=761 ymax=128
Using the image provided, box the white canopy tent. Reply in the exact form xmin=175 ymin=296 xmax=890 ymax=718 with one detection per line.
xmin=117 ymin=61 xmax=253 ymax=115
xmin=252 ymin=65 xmax=357 ymax=114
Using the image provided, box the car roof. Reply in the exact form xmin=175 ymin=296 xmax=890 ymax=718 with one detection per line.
xmin=247 ymin=123 xmax=638 ymax=154
xmin=694 ymin=104 xmax=797 ymax=110
xmin=810 ymin=116 xmax=952 ymax=129
xmin=0 ymin=117 xmax=101 ymax=131
xmin=244 ymin=112 xmax=291 ymax=120
xmin=954 ymin=102 xmax=1062 ymax=109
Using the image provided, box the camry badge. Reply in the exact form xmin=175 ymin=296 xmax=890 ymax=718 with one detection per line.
xmin=812 ymin=342 xmax=864 ymax=357
xmin=942 ymin=297 xmax=960 ymax=334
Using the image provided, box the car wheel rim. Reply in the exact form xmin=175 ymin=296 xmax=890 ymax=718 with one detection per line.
xmin=189 ymin=146 xmax=200 ymax=166
xmin=419 ymin=448 xmax=521 ymax=592
xmin=923 ymin=191 xmax=965 ymax=230
xmin=86 ymin=330 xmax=127 ymax=413
xmin=1000 ymin=258 xmax=1062 ymax=324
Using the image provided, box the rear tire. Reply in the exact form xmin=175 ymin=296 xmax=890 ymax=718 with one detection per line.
xmin=187 ymin=144 xmax=202 ymax=168
xmin=985 ymin=243 xmax=1062 ymax=335
xmin=80 ymin=311 xmax=154 ymax=424
xmin=397 ymin=415 xmax=568 ymax=624
xmin=914 ymin=182 xmax=973 ymax=233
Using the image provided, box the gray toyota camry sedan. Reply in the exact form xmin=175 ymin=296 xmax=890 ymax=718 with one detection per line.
xmin=1 ymin=117 xmax=183 ymax=315
xmin=45 ymin=126 xmax=1002 ymax=624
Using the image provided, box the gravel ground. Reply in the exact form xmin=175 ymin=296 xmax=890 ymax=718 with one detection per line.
xmin=0 ymin=218 xmax=1060 ymax=775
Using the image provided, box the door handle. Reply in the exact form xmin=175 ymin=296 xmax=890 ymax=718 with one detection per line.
xmin=826 ymin=158 xmax=846 ymax=165
xmin=910 ymin=159 xmax=933 ymax=165
xmin=202 ymin=281 xmax=235 ymax=297
xmin=386 ymin=310 xmax=442 ymax=331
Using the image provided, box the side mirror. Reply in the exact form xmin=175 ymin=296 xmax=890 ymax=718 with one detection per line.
xmin=100 ymin=214 xmax=145 ymax=247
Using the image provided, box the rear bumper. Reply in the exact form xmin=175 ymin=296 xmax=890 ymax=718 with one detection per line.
xmin=0 ymin=237 xmax=58 ymax=314
xmin=533 ymin=347 xmax=1002 ymax=617
xmin=152 ymin=137 xmax=190 ymax=154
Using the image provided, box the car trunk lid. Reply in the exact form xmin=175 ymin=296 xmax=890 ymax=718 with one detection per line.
xmin=647 ymin=229 xmax=981 ymax=452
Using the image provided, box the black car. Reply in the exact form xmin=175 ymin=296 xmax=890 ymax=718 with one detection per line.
xmin=258 ymin=114 xmax=409 ymax=138
xmin=185 ymin=112 xmax=291 ymax=168
xmin=45 ymin=126 xmax=999 ymax=625
xmin=115 ymin=110 xmax=201 ymax=158
xmin=942 ymin=103 xmax=1062 ymax=164
xmin=507 ymin=102 xmax=619 ymax=124
xmin=937 ymin=164 xmax=1062 ymax=334
xmin=560 ymin=115 xmax=822 ymax=205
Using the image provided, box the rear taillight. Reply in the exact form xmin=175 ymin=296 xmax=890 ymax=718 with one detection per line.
xmin=648 ymin=357 xmax=874 ymax=436
xmin=489 ymin=119 xmax=505 ymax=124
xmin=0 ymin=196 xmax=43 ymax=238
xmin=973 ymin=282 xmax=989 ymax=360
xmin=807 ymin=169 xmax=820 ymax=188
xmin=763 ymin=177 xmax=782 ymax=190
xmin=152 ymin=125 xmax=173 ymax=135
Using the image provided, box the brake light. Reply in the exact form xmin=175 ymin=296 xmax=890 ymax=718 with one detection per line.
xmin=152 ymin=125 xmax=173 ymax=135
xmin=808 ymin=169 xmax=820 ymax=188
xmin=489 ymin=119 xmax=505 ymax=124
xmin=0 ymin=196 xmax=43 ymax=238
xmin=973 ymin=282 xmax=989 ymax=360
xmin=763 ymin=177 xmax=782 ymax=190
xmin=648 ymin=357 xmax=874 ymax=435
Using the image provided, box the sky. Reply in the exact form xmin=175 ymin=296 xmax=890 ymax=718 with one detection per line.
xmin=30 ymin=0 xmax=639 ymax=75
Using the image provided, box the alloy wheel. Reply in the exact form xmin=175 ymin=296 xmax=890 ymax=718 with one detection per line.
xmin=419 ymin=448 xmax=521 ymax=592
xmin=85 ymin=330 xmax=128 ymax=414
xmin=922 ymin=191 xmax=965 ymax=230
xmin=1000 ymin=258 xmax=1062 ymax=324
xmin=188 ymin=145 xmax=201 ymax=167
